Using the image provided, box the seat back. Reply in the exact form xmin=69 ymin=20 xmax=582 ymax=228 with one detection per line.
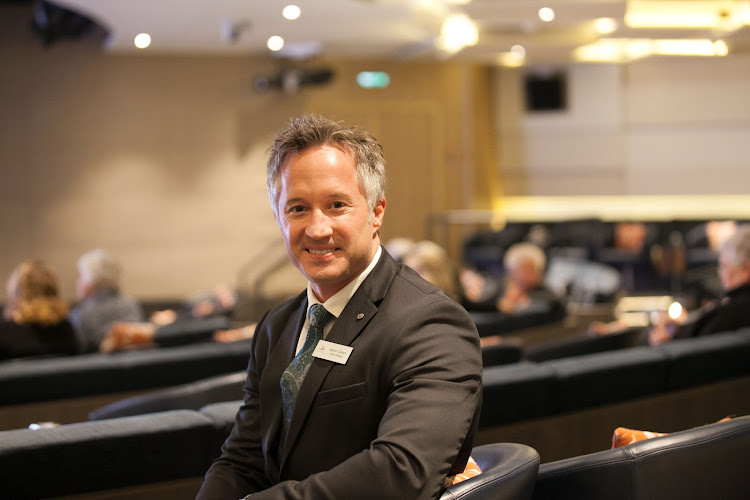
xmin=533 ymin=415 xmax=750 ymax=500
xmin=89 ymin=370 xmax=246 ymax=420
xmin=482 ymin=340 xmax=523 ymax=367
xmin=524 ymin=327 xmax=642 ymax=362
xmin=0 ymin=410 xmax=218 ymax=498
xmin=441 ymin=443 xmax=540 ymax=500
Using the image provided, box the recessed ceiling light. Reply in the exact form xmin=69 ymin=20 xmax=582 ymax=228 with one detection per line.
xmin=510 ymin=44 xmax=526 ymax=59
xmin=267 ymin=35 xmax=285 ymax=51
xmin=539 ymin=7 xmax=555 ymax=22
xmin=134 ymin=33 xmax=151 ymax=49
xmin=283 ymin=5 xmax=301 ymax=21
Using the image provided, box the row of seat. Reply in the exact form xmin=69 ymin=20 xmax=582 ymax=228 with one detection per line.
xmin=480 ymin=328 xmax=750 ymax=429
xmin=3 ymin=325 xmax=746 ymax=434
xmin=0 ymin=339 xmax=252 ymax=430
xmin=0 ymin=320 xmax=629 ymax=428
xmin=80 ymin=327 xmax=750 ymax=466
xmin=2 ymin=399 xmax=749 ymax=499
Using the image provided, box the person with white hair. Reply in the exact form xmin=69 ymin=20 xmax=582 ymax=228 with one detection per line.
xmin=462 ymin=242 xmax=563 ymax=316
xmin=69 ymin=249 xmax=143 ymax=352
xmin=648 ymin=224 xmax=750 ymax=345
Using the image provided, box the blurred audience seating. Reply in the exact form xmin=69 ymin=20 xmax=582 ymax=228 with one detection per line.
xmin=88 ymin=370 xmax=246 ymax=420
xmin=462 ymin=217 xmax=748 ymax=301
xmin=1 ymin=401 xmax=541 ymax=500
xmin=481 ymin=339 xmax=524 ymax=367
xmin=477 ymin=328 xmax=750 ymax=461
xmin=0 ymin=407 xmax=233 ymax=499
xmin=523 ymin=327 xmax=642 ymax=362
xmin=0 ymin=339 xmax=252 ymax=430
xmin=533 ymin=415 xmax=750 ymax=500
xmin=75 ymin=327 xmax=750 ymax=466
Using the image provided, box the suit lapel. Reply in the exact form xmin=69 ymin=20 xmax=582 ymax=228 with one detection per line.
xmin=279 ymin=250 xmax=398 ymax=465
xmin=260 ymin=294 xmax=307 ymax=479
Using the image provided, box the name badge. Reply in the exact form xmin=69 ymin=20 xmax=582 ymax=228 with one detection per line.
xmin=312 ymin=340 xmax=353 ymax=364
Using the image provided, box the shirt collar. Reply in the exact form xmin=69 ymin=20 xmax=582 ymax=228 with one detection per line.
xmin=306 ymin=245 xmax=383 ymax=319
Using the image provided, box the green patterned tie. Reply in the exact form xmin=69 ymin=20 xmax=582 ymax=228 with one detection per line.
xmin=279 ymin=304 xmax=333 ymax=445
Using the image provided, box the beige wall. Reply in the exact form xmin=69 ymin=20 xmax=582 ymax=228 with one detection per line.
xmin=0 ymin=6 xmax=490 ymax=304
xmin=494 ymin=56 xmax=750 ymax=201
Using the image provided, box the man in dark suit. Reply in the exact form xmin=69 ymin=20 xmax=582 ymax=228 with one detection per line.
xmin=196 ymin=115 xmax=482 ymax=499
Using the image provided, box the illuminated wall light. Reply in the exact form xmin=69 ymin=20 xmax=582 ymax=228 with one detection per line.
xmin=595 ymin=17 xmax=618 ymax=34
xmin=437 ymin=13 xmax=478 ymax=54
xmin=283 ymin=5 xmax=301 ymax=21
xmin=538 ymin=7 xmax=555 ymax=22
xmin=356 ymin=71 xmax=390 ymax=89
xmin=267 ymin=35 xmax=285 ymax=51
xmin=134 ymin=33 xmax=151 ymax=49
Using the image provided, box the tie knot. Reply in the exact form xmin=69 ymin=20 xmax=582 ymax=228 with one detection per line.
xmin=308 ymin=304 xmax=332 ymax=328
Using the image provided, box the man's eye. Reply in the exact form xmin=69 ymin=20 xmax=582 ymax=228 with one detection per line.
xmin=288 ymin=206 xmax=305 ymax=213
xmin=331 ymin=202 xmax=346 ymax=209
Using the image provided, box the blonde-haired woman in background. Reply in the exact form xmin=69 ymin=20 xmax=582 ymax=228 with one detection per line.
xmin=1 ymin=259 xmax=79 ymax=360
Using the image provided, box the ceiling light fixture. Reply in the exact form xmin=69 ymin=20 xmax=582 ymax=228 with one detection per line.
xmin=283 ymin=5 xmax=301 ymax=21
xmin=267 ymin=35 xmax=285 ymax=51
xmin=594 ymin=17 xmax=618 ymax=34
xmin=437 ymin=13 xmax=478 ymax=54
xmin=538 ymin=7 xmax=555 ymax=22
xmin=510 ymin=44 xmax=526 ymax=59
xmin=625 ymin=1 xmax=747 ymax=30
xmin=134 ymin=33 xmax=151 ymax=49
xmin=574 ymin=37 xmax=730 ymax=63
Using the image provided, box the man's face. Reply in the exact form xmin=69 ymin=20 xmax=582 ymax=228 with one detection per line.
xmin=275 ymin=145 xmax=385 ymax=302
xmin=718 ymin=253 xmax=750 ymax=291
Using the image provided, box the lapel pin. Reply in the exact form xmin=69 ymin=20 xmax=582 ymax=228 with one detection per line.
xmin=356 ymin=313 xmax=365 ymax=320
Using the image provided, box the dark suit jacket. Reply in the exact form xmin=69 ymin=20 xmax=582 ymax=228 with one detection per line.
xmin=197 ymin=250 xmax=482 ymax=499
xmin=675 ymin=282 xmax=750 ymax=339
xmin=0 ymin=319 xmax=79 ymax=361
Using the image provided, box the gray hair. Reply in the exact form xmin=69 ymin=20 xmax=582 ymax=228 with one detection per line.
xmin=266 ymin=114 xmax=386 ymax=220
xmin=719 ymin=224 xmax=750 ymax=267
xmin=504 ymin=242 xmax=546 ymax=272
xmin=77 ymin=249 xmax=122 ymax=291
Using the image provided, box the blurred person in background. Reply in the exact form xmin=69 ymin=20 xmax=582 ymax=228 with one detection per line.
xmin=1 ymin=259 xmax=79 ymax=360
xmin=647 ymin=224 xmax=750 ymax=345
xmin=591 ymin=225 xmax=750 ymax=345
xmin=461 ymin=242 xmax=563 ymax=316
xmin=70 ymin=248 xmax=143 ymax=352
xmin=401 ymin=240 xmax=460 ymax=301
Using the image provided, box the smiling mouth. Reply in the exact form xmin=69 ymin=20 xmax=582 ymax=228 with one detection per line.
xmin=308 ymin=248 xmax=337 ymax=255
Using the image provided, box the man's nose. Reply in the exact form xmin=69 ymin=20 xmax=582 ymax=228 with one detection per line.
xmin=306 ymin=209 xmax=333 ymax=239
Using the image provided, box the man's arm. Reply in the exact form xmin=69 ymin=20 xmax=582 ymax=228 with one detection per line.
xmin=249 ymin=294 xmax=482 ymax=500
xmin=196 ymin=313 xmax=273 ymax=499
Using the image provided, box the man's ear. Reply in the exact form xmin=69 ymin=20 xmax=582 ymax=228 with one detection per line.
xmin=372 ymin=198 xmax=386 ymax=231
